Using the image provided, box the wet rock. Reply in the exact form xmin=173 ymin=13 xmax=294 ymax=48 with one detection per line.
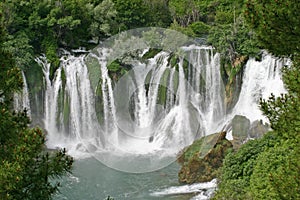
xmin=248 ymin=120 xmax=269 ymax=139
xmin=232 ymin=115 xmax=250 ymax=138
xmin=231 ymin=115 xmax=250 ymax=149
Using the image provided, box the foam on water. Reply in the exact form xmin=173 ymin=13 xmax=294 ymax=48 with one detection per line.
xmin=151 ymin=179 xmax=217 ymax=199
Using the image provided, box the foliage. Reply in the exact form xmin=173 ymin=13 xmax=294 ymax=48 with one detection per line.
xmin=245 ymin=0 xmax=300 ymax=57
xmin=0 ymin=104 xmax=73 ymax=200
xmin=3 ymin=32 xmax=33 ymax=70
xmin=0 ymin=9 xmax=73 ymax=199
xmin=112 ymin=0 xmax=149 ymax=31
xmin=213 ymin=132 xmax=279 ymax=199
xmin=170 ymin=20 xmax=210 ymax=38
xmin=249 ymin=140 xmax=300 ymax=200
xmin=143 ymin=0 xmax=172 ymax=27
xmin=2 ymin=0 xmax=117 ymax=66
xmin=207 ymin=2 xmax=259 ymax=65
xmin=214 ymin=1 xmax=300 ymax=199
xmin=89 ymin=0 xmax=117 ymax=42
xmin=0 ymin=5 xmax=23 ymax=105
xmin=168 ymin=0 xmax=199 ymax=27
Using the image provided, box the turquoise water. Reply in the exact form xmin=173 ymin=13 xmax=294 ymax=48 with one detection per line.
xmin=54 ymin=158 xmax=194 ymax=200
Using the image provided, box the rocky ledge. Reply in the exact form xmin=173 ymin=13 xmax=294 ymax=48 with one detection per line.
xmin=177 ymin=132 xmax=233 ymax=184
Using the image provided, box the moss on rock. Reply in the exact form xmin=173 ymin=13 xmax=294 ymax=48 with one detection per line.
xmin=177 ymin=132 xmax=233 ymax=184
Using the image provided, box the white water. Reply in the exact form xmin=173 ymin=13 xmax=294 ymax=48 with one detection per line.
xmin=14 ymin=71 xmax=31 ymax=117
xmin=151 ymin=179 xmax=217 ymax=199
xmin=36 ymin=54 xmax=101 ymax=158
xmin=36 ymin=56 xmax=62 ymax=144
xmin=231 ymin=52 xmax=287 ymax=122
xmin=33 ymin=47 xmax=286 ymax=160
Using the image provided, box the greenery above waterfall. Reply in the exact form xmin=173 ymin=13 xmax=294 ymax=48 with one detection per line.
xmin=1 ymin=0 xmax=262 ymax=68
xmin=0 ymin=8 xmax=74 ymax=200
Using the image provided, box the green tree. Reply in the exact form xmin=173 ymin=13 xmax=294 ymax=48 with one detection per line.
xmin=112 ymin=0 xmax=150 ymax=31
xmin=0 ymin=5 xmax=73 ymax=199
xmin=249 ymin=140 xmax=300 ymax=200
xmin=144 ymin=0 xmax=172 ymax=27
xmin=207 ymin=0 xmax=259 ymax=65
xmin=168 ymin=0 xmax=199 ymax=27
xmin=89 ymin=0 xmax=117 ymax=42
xmin=245 ymin=0 xmax=300 ymax=57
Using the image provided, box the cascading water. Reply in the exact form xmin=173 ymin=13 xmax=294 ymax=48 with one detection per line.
xmin=30 ymin=46 xmax=286 ymax=172
xmin=36 ymin=54 xmax=101 ymax=156
xmin=231 ymin=52 xmax=287 ymax=122
xmin=14 ymin=71 xmax=31 ymax=117
xmin=184 ymin=45 xmax=225 ymax=135
xmin=35 ymin=56 xmax=62 ymax=144
xmin=27 ymin=45 xmax=288 ymax=199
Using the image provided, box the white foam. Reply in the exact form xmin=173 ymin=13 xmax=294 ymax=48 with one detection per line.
xmin=150 ymin=179 xmax=217 ymax=196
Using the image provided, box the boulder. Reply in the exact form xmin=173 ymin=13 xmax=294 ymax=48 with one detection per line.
xmin=232 ymin=115 xmax=250 ymax=138
xmin=248 ymin=120 xmax=269 ymax=139
xmin=177 ymin=132 xmax=233 ymax=184
xmin=231 ymin=115 xmax=250 ymax=149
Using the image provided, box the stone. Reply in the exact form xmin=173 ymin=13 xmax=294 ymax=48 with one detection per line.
xmin=177 ymin=132 xmax=233 ymax=184
xmin=248 ymin=120 xmax=269 ymax=139
xmin=232 ymin=115 xmax=250 ymax=138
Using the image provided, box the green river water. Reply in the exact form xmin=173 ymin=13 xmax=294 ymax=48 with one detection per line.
xmin=54 ymin=158 xmax=196 ymax=200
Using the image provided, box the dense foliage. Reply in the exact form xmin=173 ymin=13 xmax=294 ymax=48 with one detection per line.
xmin=1 ymin=0 xmax=261 ymax=69
xmin=213 ymin=1 xmax=300 ymax=199
xmin=1 ymin=0 xmax=172 ymax=68
xmin=245 ymin=0 xmax=300 ymax=57
xmin=0 ymin=5 xmax=73 ymax=199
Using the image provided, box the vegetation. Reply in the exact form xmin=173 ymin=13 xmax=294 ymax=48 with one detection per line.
xmin=0 ymin=4 xmax=73 ymax=199
xmin=1 ymin=0 xmax=262 ymax=68
xmin=213 ymin=1 xmax=300 ymax=199
xmin=245 ymin=0 xmax=300 ymax=57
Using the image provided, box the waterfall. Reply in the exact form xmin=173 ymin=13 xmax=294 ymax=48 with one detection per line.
xmin=36 ymin=54 xmax=101 ymax=155
xmin=183 ymin=46 xmax=225 ymax=135
xmin=231 ymin=52 xmax=286 ymax=122
xmin=36 ymin=56 xmax=62 ymax=145
xmin=14 ymin=71 xmax=31 ymax=117
xmin=30 ymin=46 xmax=285 ymax=164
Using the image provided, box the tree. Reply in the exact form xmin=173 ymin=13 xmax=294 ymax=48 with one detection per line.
xmin=207 ymin=0 xmax=259 ymax=65
xmin=111 ymin=0 xmax=147 ymax=31
xmin=168 ymin=0 xmax=199 ymax=27
xmin=89 ymin=0 xmax=117 ymax=42
xmin=144 ymin=0 xmax=172 ymax=27
xmin=245 ymin=0 xmax=300 ymax=57
xmin=0 ymin=5 xmax=73 ymax=199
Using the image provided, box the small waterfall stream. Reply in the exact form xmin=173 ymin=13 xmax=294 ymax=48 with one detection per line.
xmin=14 ymin=71 xmax=31 ymax=117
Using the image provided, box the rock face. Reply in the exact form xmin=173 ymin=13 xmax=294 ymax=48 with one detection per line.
xmin=232 ymin=115 xmax=250 ymax=138
xmin=230 ymin=115 xmax=270 ymax=149
xmin=177 ymin=132 xmax=233 ymax=184
xmin=248 ymin=120 xmax=269 ymax=139
xmin=231 ymin=115 xmax=251 ymax=149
